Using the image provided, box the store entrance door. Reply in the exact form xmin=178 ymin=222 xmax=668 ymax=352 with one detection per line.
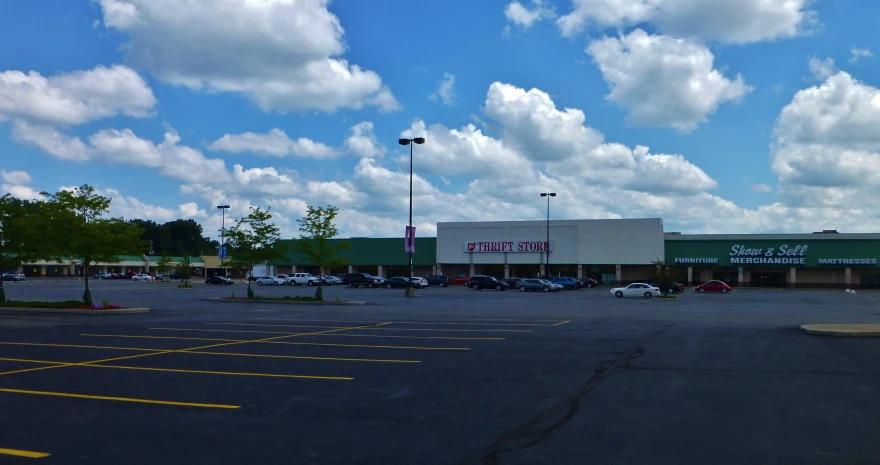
xmin=751 ymin=272 xmax=786 ymax=288
xmin=860 ymin=273 xmax=880 ymax=289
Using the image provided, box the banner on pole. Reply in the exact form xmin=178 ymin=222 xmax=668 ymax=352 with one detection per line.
xmin=405 ymin=226 xmax=416 ymax=253
xmin=218 ymin=246 xmax=227 ymax=260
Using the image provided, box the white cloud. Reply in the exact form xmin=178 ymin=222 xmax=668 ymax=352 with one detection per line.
xmin=429 ymin=72 xmax=457 ymax=105
xmin=586 ymin=29 xmax=752 ymax=132
xmin=208 ymin=128 xmax=336 ymax=159
xmin=751 ymin=183 xmax=773 ymax=193
xmin=808 ymin=56 xmax=836 ymax=81
xmin=772 ymin=71 xmax=880 ymax=209
xmin=100 ymin=187 xmax=209 ymax=223
xmin=504 ymin=0 xmax=553 ymax=29
xmin=1 ymin=170 xmax=32 ymax=185
xmin=344 ymin=121 xmax=386 ymax=158
xmin=96 ymin=0 xmax=399 ymax=113
xmin=557 ymin=0 xmax=818 ymax=44
xmin=0 ymin=64 xmax=155 ymax=125
xmin=849 ymin=46 xmax=873 ymax=65
xmin=11 ymin=120 xmax=90 ymax=161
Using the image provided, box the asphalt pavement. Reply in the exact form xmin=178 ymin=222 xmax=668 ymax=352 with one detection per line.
xmin=0 ymin=280 xmax=878 ymax=464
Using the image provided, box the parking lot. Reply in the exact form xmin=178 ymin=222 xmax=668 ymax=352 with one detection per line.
xmin=1 ymin=280 xmax=879 ymax=464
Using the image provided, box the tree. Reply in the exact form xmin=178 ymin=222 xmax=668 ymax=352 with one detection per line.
xmin=223 ymin=207 xmax=286 ymax=299
xmin=42 ymin=185 xmax=146 ymax=304
xmin=176 ymin=255 xmax=193 ymax=286
xmin=156 ymin=253 xmax=172 ymax=277
xmin=652 ymin=260 xmax=679 ymax=296
xmin=293 ymin=205 xmax=349 ymax=289
xmin=0 ymin=196 xmax=48 ymax=303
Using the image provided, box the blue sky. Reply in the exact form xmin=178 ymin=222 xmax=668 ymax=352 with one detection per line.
xmin=1 ymin=0 xmax=879 ymax=239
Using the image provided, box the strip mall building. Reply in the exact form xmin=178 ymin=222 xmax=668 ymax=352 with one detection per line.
xmin=272 ymin=219 xmax=879 ymax=289
xmin=13 ymin=218 xmax=880 ymax=289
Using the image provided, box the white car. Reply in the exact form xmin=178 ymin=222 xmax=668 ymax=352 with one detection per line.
xmin=609 ymin=283 xmax=661 ymax=299
xmin=409 ymin=277 xmax=429 ymax=288
xmin=275 ymin=274 xmax=292 ymax=285
xmin=543 ymin=280 xmax=564 ymax=291
xmin=289 ymin=273 xmax=320 ymax=286
xmin=255 ymin=276 xmax=283 ymax=286
xmin=131 ymin=273 xmax=153 ymax=281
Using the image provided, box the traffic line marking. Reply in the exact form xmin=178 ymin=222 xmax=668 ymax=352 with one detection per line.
xmin=552 ymin=320 xmax=571 ymax=326
xmin=81 ymin=334 xmax=471 ymax=351
xmin=0 ymin=356 xmax=352 ymax=380
xmin=0 ymin=447 xmax=51 ymax=458
xmin=214 ymin=322 xmax=542 ymax=329
xmin=390 ymin=321 xmax=553 ymax=327
xmin=0 ymin=341 xmax=159 ymax=351
xmin=0 ymin=388 xmax=239 ymax=409
xmin=309 ymin=333 xmax=505 ymax=341
xmin=0 ymin=324 xmax=377 ymax=377
xmin=0 ymin=315 xmax=61 ymax=320
xmin=253 ymin=316 xmax=562 ymax=323
xmin=150 ymin=326 xmax=529 ymax=335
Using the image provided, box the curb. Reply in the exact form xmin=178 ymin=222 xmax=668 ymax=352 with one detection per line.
xmin=800 ymin=324 xmax=880 ymax=337
xmin=206 ymin=298 xmax=366 ymax=306
xmin=0 ymin=307 xmax=150 ymax=315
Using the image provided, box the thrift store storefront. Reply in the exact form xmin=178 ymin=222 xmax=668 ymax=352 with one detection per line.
xmin=665 ymin=233 xmax=880 ymax=289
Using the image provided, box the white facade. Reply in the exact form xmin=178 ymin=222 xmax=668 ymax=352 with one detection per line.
xmin=437 ymin=218 xmax=665 ymax=265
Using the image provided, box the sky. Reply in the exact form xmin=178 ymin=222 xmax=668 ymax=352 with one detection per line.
xmin=0 ymin=0 xmax=879 ymax=241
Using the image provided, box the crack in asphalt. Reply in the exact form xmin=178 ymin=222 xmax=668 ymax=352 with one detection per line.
xmin=462 ymin=322 xmax=676 ymax=465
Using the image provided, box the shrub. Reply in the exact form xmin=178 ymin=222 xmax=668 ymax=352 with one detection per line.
xmin=315 ymin=286 xmax=324 ymax=301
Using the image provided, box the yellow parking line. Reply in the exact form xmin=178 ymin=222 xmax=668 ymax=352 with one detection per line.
xmin=0 ymin=324 xmax=376 ymax=377
xmin=0 ymin=355 xmax=352 ymax=380
xmin=390 ymin=321 xmax=552 ymax=327
xmin=0 ymin=341 xmax=159 ymax=351
xmin=213 ymin=322 xmax=541 ymax=330
xmin=254 ymin=316 xmax=561 ymax=323
xmin=208 ymin=323 xmax=351 ymax=329
xmin=150 ymin=327 xmax=529 ymax=335
xmin=552 ymin=320 xmax=571 ymax=326
xmin=82 ymin=334 xmax=471 ymax=351
xmin=0 ymin=387 xmax=239 ymax=409
xmin=310 ymin=333 xmax=505 ymax=341
xmin=0 ymin=447 xmax=51 ymax=458
xmin=0 ymin=340 xmax=420 ymax=363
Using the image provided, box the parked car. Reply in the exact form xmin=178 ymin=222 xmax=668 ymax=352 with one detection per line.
xmin=450 ymin=276 xmax=471 ymax=286
xmin=320 ymin=275 xmax=342 ymax=285
xmin=289 ymin=273 xmax=320 ymax=286
xmin=343 ymin=273 xmax=374 ymax=288
xmin=131 ymin=273 xmax=153 ymax=281
xmin=1 ymin=272 xmax=25 ymax=282
xmin=648 ymin=281 xmax=686 ymax=293
xmin=469 ymin=275 xmax=508 ymax=291
xmin=546 ymin=280 xmax=565 ymax=291
xmin=551 ymin=277 xmax=579 ymax=290
xmin=275 ymin=274 xmax=292 ymax=285
xmin=502 ymin=277 xmax=524 ymax=288
xmin=206 ymin=276 xmax=234 ymax=285
xmin=125 ymin=272 xmax=137 ymax=279
xmin=96 ymin=272 xmax=111 ymax=280
xmin=517 ymin=278 xmax=554 ymax=292
xmin=579 ymin=277 xmax=599 ymax=288
xmin=154 ymin=273 xmax=165 ymax=282
xmin=695 ymin=280 xmax=732 ymax=293
xmin=255 ymin=276 xmax=283 ymax=286
xmin=609 ymin=283 xmax=661 ymax=299
xmin=384 ymin=277 xmax=411 ymax=288
xmin=409 ymin=277 xmax=429 ymax=289
xmin=426 ymin=275 xmax=451 ymax=287
xmin=371 ymin=276 xmax=387 ymax=287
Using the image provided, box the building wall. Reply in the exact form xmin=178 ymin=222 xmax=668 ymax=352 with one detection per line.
xmin=437 ymin=218 xmax=664 ymax=266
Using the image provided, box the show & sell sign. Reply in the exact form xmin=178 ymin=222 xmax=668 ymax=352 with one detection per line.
xmin=672 ymin=243 xmax=878 ymax=267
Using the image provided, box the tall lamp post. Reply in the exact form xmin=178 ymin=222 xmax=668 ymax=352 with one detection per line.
xmin=540 ymin=193 xmax=556 ymax=278
xmin=217 ymin=205 xmax=230 ymax=277
xmin=398 ymin=137 xmax=426 ymax=296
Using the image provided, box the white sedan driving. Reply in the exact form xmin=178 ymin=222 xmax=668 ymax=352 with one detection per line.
xmin=609 ymin=283 xmax=661 ymax=299
xmin=131 ymin=273 xmax=153 ymax=281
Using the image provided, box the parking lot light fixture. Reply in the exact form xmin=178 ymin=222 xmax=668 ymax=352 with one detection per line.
xmin=399 ymin=137 xmax=426 ymax=296
xmin=539 ymin=193 xmax=556 ymax=278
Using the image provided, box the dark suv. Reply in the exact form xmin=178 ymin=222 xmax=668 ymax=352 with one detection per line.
xmin=343 ymin=273 xmax=381 ymax=288
xmin=469 ymin=275 xmax=508 ymax=291
xmin=426 ymin=275 xmax=451 ymax=287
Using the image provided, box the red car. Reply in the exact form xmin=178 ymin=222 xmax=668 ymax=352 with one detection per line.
xmin=695 ymin=280 xmax=732 ymax=293
xmin=450 ymin=276 xmax=471 ymax=286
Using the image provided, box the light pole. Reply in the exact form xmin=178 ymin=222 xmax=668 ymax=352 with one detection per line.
xmin=217 ymin=205 xmax=230 ymax=277
xmin=398 ymin=136 xmax=426 ymax=296
xmin=540 ymin=193 xmax=556 ymax=278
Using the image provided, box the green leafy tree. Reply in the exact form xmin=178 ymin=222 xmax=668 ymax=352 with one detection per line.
xmin=0 ymin=195 xmax=49 ymax=303
xmin=223 ymin=207 xmax=286 ymax=299
xmin=42 ymin=185 xmax=146 ymax=304
xmin=652 ymin=260 xmax=679 ymax=296
xmin=156 ymin=253 xmax=172 ymax=278
xmin=176 ymin=255 xmax=193 ymax=285
xmin=293 ymin=206 xmax=349 ymax=291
